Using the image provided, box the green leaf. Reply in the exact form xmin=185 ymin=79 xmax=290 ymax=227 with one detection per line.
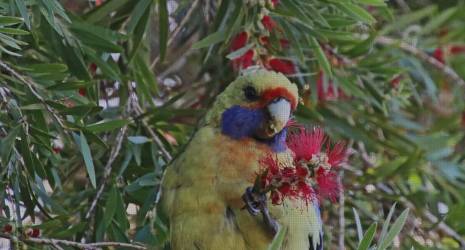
xmin=332 ymin=1 xmax=376 ymax=24
xmin=309 ymin=36 xmax=332 ymax=77
xmin=192 ymin=30 xmax=227 ymax=49
xmin=103 ymin=186 xmax=118 ymax=229
xmin=127 ymin=0 xmax=153 ymax=33
xmin=0 ymin=15 xmax=23 ymax=25
xmin=420 ymin=7 xmax=456 ymax=35
xmin=353 ymin=208 xmax=363 ymax=242
xmin=158 ymin=0 xmax=168 ymax=62
xmin=128 ymin=4 xmax=151 ymax=61
xmin=128 ymin=136 xmax=151 ymax=144
xmin=225 ymin=44 xmax=254 ymax=60
xmin=381 ymin=6 xmax=437 ymax=35
xmin=0 ymin=125 xmax=20 ymax=166
xmin=79 ymin=131 xmax=97 ymax=188
xmin=356 ymin=223 xmax=377 ymax=250
xmin=378 ymin=208 xmax=410 ymax=250
xmin=355 ymin=0 xmax=387 ymax=6
xmin=0 ymin=27 xmax=29 ymax=35
xmin=379 ymin=202 xmax=397 ymax=244
xmin=86 ymin=120 xmax=129 ymax=133
xmin=14 ymin=0 xmax=31 ymax=29
xmin=24 ymin=63 xmax=68 ymax=73
xmin=267 ymin=226 xmax=287 ymax=250
xmin=85 ymin=0 xmax=130 ymax=23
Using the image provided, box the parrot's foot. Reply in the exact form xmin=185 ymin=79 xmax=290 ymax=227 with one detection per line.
xmin=241 ymin=187 xmax=279 ymax=235
xmin=242 ymin=187 xmax=266 ymax=216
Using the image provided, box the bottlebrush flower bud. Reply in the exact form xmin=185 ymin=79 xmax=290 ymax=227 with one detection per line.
xmin=266 ymin=58 xmax=296 ymax=75
xmin=230 ymin=32 xmax=248 ymax=51
xmin=78 ymin=87 xmax=87 ymax=96
xmin=450 ymin=45 xmax=465 ymax=55
xmin=52 ymin=137 xmax=64 ymax=154
xmin=433 ymin=47 xmax=445 ymax=64
xmin=232 ymin=49 xmax=255 ymax=70
xmin=261 ymin=15 xmax=277 ymax=32
xmin=2 ymin=224 xmax=12 ymax=233
xmin=26 ymin=228 xmax=40 ymax=238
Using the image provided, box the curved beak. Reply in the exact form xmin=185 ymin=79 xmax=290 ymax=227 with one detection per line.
xmin=266 ymin=97 xmax=291 ymax=134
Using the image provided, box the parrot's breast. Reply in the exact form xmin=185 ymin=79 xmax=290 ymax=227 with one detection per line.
xmin=160 ymin=126 xmax=319 ymax=250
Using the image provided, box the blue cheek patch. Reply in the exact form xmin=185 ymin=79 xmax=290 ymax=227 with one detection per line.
xmin=220 ymin=105 xmax=288 ymax=152
xmin=221 ymin=105 xmax=264 ymax=140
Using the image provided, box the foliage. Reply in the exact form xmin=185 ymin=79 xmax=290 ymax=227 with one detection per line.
xmin=0 ymin=0 xmax=465 ymax=249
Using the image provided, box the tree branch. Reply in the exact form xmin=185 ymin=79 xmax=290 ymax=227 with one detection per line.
xmin=84 ymin=124 xmax=128 ymax=220
xmin=0 ymin=233 xmax=147 ymax=250
xmin=375 ymin=36 xmax=465 ymax=86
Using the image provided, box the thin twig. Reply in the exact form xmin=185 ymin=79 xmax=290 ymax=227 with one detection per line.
xmin=0 ymin=60 xmax=66 ymax=128
xmin=133 ymin=102 xmax=172 ymax=162
xmin=84 ymin=125 xmax=128 ymax=219
xmin=376 ymin=36 xmax=465 ymax=86
xmin=150 ymin=0 xmax=200 ymax=70
xmin=0 ymin=233 xmax=147 ymax=250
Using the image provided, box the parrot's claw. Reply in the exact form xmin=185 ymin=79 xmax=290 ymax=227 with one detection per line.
xmin=261 ymin=206 xmax=279 ymax=235
xmin=242 ymin=187 xmax=264 ymax=216
xmin=242 ymin=187 xmax=279 ymax=235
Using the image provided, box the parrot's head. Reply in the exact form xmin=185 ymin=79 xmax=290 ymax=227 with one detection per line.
xmin=205 ymin=68 xmax=298 ymax=152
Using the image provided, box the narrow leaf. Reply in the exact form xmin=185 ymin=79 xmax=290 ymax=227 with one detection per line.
xmin=79 ymin=131 xmax=97 ymax=188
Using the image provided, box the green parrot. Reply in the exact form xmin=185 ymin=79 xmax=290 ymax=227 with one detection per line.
xmin=159 ymin=69 xmax=323 ymax=250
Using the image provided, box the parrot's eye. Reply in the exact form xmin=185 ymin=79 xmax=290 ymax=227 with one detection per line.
xmin=243 ymin=86 xmax=259 ymax=101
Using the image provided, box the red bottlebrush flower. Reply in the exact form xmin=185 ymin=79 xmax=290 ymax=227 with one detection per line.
xmin=390 ymin=75 xmax=402 ymax=88
xmin=267 ymin=58 xmax=296 ymax=75
xmin=271 ymin=0 xmax=280 ymax=7
xmin=450 ymin=45 xmax=465 ymax=55
xmin=89 ymin=63 xmax=97 ymax=75
xmin=232 ymin=49 xmax=255 ymax=70
xmin=315 ymin=168 xmax=340 ymax=202
xmin=26 ymin=228 xmax=40 ymax=238
xmin=296 ymin=181 xmax=314 ymax=202
xmin=281 ymin=167 xmax=295 ymax=178
xmin=260 ymin=36 xmax=270 ymax=46
xmin=230 ymin=32 xmax=248 ymax=51
xmin=278 ymin=182 xmax=293 ymax=196
xmin=2 ymin=224 xmax=12 ymax=233
xmin=95 ymin=0 xmax=103 ymax=6
xmin=279 ymin=39 xmax=290 ymax=49
xmin=78 ymin=87 xmax=86 ymax=96
xmin=285 ymin=119 xmax=303 ymax=129
xmin=433 ymin=48 xmax=445 ymax=64
xmin=261 ymin=15 xmax=277 ymax=32
xmin=316 ymin=70 xmax=346 ymax=101
xmin=296 ymin=165 xmax=309 ymax=178
xmin=287 ymin=127 xmax=325 ymax=162
xmin=327 ymin=141 xmax=346 ymax=168
xmin=271 ymin=190 xmax=283 ymax=204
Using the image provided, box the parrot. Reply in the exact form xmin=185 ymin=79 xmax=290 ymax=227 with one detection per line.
xmin=159 ymin=68 xmax=323 ymax=250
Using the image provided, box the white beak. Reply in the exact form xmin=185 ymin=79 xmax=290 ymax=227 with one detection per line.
xmin=267 ymin=98 xmax=291 ymax=131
